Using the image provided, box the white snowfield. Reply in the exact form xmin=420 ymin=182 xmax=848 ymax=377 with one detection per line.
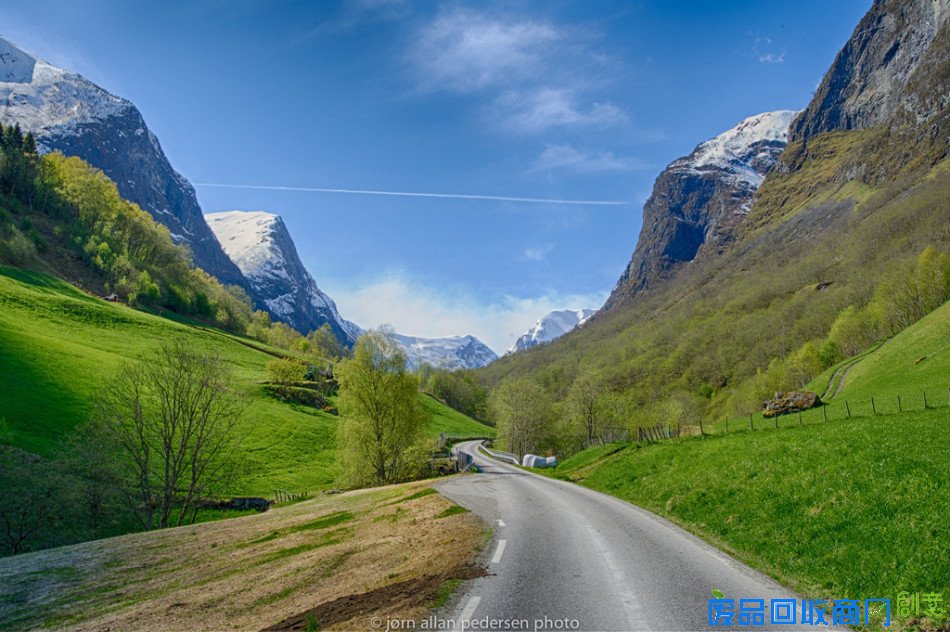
xmin=0 ymin=38 xmax=132 ymax=142
xmin=670 ymin=110 xmax=800 ymax=188
xmin=392 ymin=332 xmax=498 ymax=371
xmin=507 ymin=308 xmax=596 ymax=354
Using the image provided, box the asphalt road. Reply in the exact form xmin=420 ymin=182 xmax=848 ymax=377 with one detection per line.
xmin=435 ymin=441 xmax=820 ymax=632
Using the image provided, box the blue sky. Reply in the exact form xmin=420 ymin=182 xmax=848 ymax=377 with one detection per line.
xmin=2 ymin=0 xmax=871 ymax=352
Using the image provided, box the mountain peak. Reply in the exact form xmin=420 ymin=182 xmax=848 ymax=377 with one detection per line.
xmin=603 ymin=110 xmax=799 ymax=312
xmin=391 ymin=333 xmax=498 ymax=370
xmin=0 ymin=38 xmax=38 ymax=84
xmin=507 ymin=308 xmax=596 ymax=354
xmin=207 ymin=210 xmax=358 ymax=344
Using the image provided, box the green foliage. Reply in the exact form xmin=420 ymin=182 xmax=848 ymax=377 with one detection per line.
xmin=335 ymin=330 xmax=431 ymax=487
xmin=424 ymin=368 xmax=488 ymax=421
xmin=489 ymin=378 xmax=554 ymax=456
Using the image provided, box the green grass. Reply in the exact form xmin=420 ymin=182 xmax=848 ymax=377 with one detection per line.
xmin=422 ymin=394 xmax=495 ymax=439
xmin=548 ymin=409 xmax=950 ymax=627
xmin=0 ymin=266 xmax=493 ymax=499
xmin=435 ymin=505 xmax=469 ymax=519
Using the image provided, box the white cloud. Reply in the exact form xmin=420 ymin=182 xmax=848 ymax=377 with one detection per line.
xmin=407 ymin=8 xmax=627 ymax=134
xmin=532 ymin=143 xmax=648 ymax=173
xmin=326 ymin=273 xmax=607 ymax=354
xmin=409 ymin=8 xmax=562 ymax=93
xmin=523 ymin=243 xmax=555 ymax=261
xmin=749 ymin=35 xmax=786 ymax=64
xmin=496 ymin=88 xmax=626 ymax=133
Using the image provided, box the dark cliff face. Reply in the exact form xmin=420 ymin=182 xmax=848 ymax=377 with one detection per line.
xmin=603 ymin=112 xmax=796 ymax=312
xmin=789 ymin=0 xmax=949 ymax=144
xmin=41 ymin=109 xmax=248 ymax=288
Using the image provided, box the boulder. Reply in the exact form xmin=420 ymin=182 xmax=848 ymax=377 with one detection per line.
xmin=762 ymin=391 xmax=821 ymax=418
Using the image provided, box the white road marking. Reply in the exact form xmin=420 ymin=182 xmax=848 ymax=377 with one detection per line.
xmin=497 ymin=519 xmax=506 ymax=527
xmin=458 ymin=596 xmax=481 ymax=625
xmin=491 ymin=539 xmax=507 ymax=564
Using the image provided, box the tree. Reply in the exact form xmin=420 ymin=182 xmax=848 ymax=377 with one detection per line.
xmin=490 ymin=378 xmax=552 ymax=457
xmin=335 ymin=330 xmax=429 ymax=487
xmin=0 ymin=447 xmax=64 ymax=555
xmin=267 ymin=357 xmax=304 ymax=397
xmin=96 ymin=342 xmax=247 ymax=529
xmin=308 ymin=323 xmax=345 ymax=361
xmin=567 ymin=372 xmax=602 ymax=445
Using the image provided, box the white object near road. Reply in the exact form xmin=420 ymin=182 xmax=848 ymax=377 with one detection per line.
xmin=521 ymin=454 xmax=558 ymax=468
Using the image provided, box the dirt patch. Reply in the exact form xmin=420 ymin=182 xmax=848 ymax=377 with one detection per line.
xmin=263 ymin=564 xmax=487 ymax=631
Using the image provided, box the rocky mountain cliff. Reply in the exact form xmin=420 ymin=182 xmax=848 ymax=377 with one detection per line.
xmin=789 ymin=0 xmax=949 ymax=144
xmin=0 ymin=37 xmax=246 ymax=289
xmin=393 ymin=333 xmax=498 ymax=370
xmin=604 ymin=110 xmax=798 ymax=311
xmin=206 ymin=211 xmax=359 ymax=345
xmin=507 ymin=308 xmax=595 ymax=354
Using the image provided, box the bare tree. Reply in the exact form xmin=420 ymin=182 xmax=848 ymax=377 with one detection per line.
xmin=96 ymin=342 xmax=247 ymax=529
xmin=568 ymin=372 xmax=601 ymax=445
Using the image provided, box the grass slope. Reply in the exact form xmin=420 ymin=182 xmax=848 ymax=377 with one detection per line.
xmin=0 ymin=482 xmax=486 ymax=631
xmin=0 ymin=266 xmax=493 ymax=496
xmin=423 ymin=394 xmax=495 ymax=439
xmin=549 ymin=410 xmax=949 ymax=628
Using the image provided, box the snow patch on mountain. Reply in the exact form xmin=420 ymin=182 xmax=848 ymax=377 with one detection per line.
xmin=670 ymin=110 xmax=799 ymax=188
xmin=393 ymin=333 xmax=498 ymax=370
xmin=507 ymin=308 xmax=596 ymax=354
xmin=207 ymin=211 xmax=359 ymax=344
xmin=0 ymin=38 xmax=130 ymax=141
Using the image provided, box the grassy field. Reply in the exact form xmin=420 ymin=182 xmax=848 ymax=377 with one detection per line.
xmin=0 ymin=266 xmax=493 ymax=496
xmin=0 ymin=481 xmax=487 ymax=631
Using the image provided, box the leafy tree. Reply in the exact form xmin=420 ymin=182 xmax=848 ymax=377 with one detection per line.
xmin=567 ymin=371 xmax=602 ymax=444
xmin=267 ymin=357 xmax=305 ymax=397
xmin=335 ymin=330 xmax=429 ymax=487
xmin=308 ymin=323 xmax=346 ymax=361
xmin=490 ymin=378 xmax=552 ymax=457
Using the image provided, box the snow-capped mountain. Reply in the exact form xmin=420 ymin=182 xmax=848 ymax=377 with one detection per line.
xmin=206 ymin=211 xmax=358 ymax=345
xmin=507 ymin=309 xmax=596 ymax=354
xmin=0 ymin=37 xmax=246 ymax=289
xmin=604 ymin=110 xmax=799 ymax=311
xmin=392 ymin=333 xmax=498 ymax=370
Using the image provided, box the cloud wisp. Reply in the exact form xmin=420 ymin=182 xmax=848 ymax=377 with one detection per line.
xmin=532 ymin=143 xmax=650 ymax=173
xmin=194 ymin=182 xmax=628 ymax=206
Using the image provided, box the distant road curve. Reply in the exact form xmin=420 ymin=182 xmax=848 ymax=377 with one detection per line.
xmin=437 ymin=441 xmax=827 ymax=631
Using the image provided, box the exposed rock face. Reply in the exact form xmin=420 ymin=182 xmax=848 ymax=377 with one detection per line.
xmin=507 ymin=308 xmax=596 ymax=354
xmin=789 ymin=0 xmax=950 ymax=144
xmin=763 ymin=391 xmax=821 ymax=418
xmin=0 ymin=38 xmax=246 ymax=288
xmin=207 ymin=211 xmax=359 ymax=345
xmin=392 ymin=333 xmax=498 ymax=370
xmin=604 ymin=111 xmax=798 ymax=311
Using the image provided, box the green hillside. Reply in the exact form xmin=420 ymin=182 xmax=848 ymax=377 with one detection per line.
xmin=0 ymin=266 xmax=493 ymax=497
xmin=423 ymin=394 xmax=495 ymax=439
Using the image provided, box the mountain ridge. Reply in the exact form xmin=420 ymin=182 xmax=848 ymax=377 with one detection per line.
xmin=507 ymin=308 xmax=595 ymax=354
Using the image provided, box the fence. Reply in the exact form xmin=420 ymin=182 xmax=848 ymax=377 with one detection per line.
xmin=582 ymin=426 xmax=632 ymax=449
xmin=274 ymin=489 xmax=307 ymax=503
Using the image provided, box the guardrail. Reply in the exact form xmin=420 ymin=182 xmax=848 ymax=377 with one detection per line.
xmin=479 ymin=445 xmax=519 ymax=465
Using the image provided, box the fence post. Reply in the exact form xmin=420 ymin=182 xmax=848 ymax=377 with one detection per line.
xmin=725 ymin=418 xmax=728 ymax=434
xmin=749 ymin=413 xmax=754 ymax=431
xmin=699 ymin=418 xmax=705 ymax=437
xmin=871 ymin=397 xmax=876 ymax=415
xmin=923 ymin=391 xmax=928 ymax=410
xmin=667 ymin=424 xmax=671 ymax=438
xmin=774 ymin=414 xmax=778 ymax=429
xmin=822 ymin=405 xmax=827 ymax=422
xmin=845 ymin=400 xmax=851 ymax=418
xmin=898 ymin=395 xmax=902 ymax=413
xmin=798 ymin=411 xmax=803 ymax=426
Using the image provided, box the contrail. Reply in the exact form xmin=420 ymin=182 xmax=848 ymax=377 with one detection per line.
xmin=193 ymin=182 xmax=628 ymax=206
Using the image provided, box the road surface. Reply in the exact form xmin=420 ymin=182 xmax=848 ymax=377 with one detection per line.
xmin=435 ymin=441 xmax=820 ymax=631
